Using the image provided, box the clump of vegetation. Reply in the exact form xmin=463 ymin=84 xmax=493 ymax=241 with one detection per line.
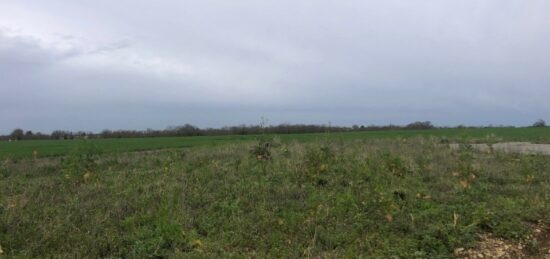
xmin=250 ymin=136 xmax=272 ymax=161
xmin=250 ymin=118 xmax=272 ymax=161
xmin=380 ymin=152 xmax=411 ymax=177
xmin=302 ymin=144 xmax=334 ymax=178
xmin=0 ymin=160 xmax=9 ymax=179
xmin=61 ymin=142 xmax=101 ymax=181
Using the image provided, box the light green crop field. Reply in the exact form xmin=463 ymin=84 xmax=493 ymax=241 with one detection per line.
xmin=2 ymin=127 xmax=550 ymax=159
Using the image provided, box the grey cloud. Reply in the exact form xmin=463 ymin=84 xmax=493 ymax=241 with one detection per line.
xmin=1 ymin=0 xmax=549 ymax=133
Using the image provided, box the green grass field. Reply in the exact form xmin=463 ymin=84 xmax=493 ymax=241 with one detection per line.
xmin=2 ymin=127 xmax=550 ymax=159
xmin=1 ymin=128 xmax=550 ymax=257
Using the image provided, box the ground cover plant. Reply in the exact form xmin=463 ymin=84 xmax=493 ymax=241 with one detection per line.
xmin=1 ymin=137 xmax=549 ymax=257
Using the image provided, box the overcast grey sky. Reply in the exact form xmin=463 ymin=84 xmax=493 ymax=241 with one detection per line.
xmin=1 ymin=1 xmax=549 ymax=134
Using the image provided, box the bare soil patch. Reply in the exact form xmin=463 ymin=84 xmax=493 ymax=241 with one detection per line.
xmin=449 ymin=142 xmax=550 ymax=155
xmin=455 ymin=222 xmax=550 ymax=259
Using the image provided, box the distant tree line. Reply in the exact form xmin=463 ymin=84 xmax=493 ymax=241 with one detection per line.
xmin=1 ymin=119 xmax=546 ymax=141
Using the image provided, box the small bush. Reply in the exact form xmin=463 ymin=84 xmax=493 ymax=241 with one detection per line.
xmin=302 ymin=144 xmax=334 ymax=177
xmin=381 ymin=152 xmax=411 ymax=177
xmin=250 ymin=136 xmax=272 ymax=161
xmin=62 ymin=142 xmax=101 ymax=181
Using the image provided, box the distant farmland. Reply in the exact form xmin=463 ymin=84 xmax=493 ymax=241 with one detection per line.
xmin=1 ymin=127 xmax=550 ymax=159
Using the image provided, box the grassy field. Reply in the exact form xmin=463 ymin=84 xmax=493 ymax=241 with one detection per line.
xmin=2 ymin=127 xmax=550 ymax=159
xmin=1 ymin=135 xmax=549 ymax=257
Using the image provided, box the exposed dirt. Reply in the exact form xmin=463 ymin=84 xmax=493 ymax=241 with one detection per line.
xmin=455 ymin=222 xmax=550 ymax=259
xmin=449 ymin=142 xmax=550 ymax=156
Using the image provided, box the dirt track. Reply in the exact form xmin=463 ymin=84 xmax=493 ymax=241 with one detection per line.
xmin=449 ymin=142 xmax=550 ymax=155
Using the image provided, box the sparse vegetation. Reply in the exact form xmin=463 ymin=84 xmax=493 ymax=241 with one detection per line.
xmin=1 ymin=137 xmax=549 ymax=257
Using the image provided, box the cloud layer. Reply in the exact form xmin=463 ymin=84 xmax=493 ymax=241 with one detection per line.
xmin=1 ymin=0 xmax=549 ymax=133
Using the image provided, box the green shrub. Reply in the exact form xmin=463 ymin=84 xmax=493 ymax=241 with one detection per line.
xmin=250 ymin=137 xmax=272 ymax=161
xmin=302 ymin=144 xmax=334 ymax=181
xmin=62 ymin=142 xmax=101 ymax=181
xmin=381 ymin=152 xmax=411 ymax=177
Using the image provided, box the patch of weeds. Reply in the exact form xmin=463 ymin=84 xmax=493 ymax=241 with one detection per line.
xmin=381 ymin=152 xmax=411 ymax=177
xmin=415 ymin=224 xmax=477 ymax=256
xmin=279 ymin=145 xmax=291 ymax=158
xmin=250 ymin=116 xmax=273 ymax=162
xmin=250 ymin=136 xmax=272 ymax=161
xmin=302 ymin=144 xmax=334 ymax=180
xmin=61 ymin=142 xmax=101 ymax=182
xmin=520 ymin=154 xmax=548 ymax=185
xmin=452 ymin=144 xmax=480 ymax=189
xmin=414 ymin=153 xmax=432 ymax=174
xmin=0 ymin=162 xmax=10 ymax=179
xmin=458 ymin=144 xmax=474 ymax=163
xmin=122 ymin=215 xmax=189 ymax=257
xmin=472 ymin=202 xmax=528 ymax=240
xmin=491 ymin=217 xmax=528 ymax=240
xmin=160 ymin=152 xmax=180 ymax=173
